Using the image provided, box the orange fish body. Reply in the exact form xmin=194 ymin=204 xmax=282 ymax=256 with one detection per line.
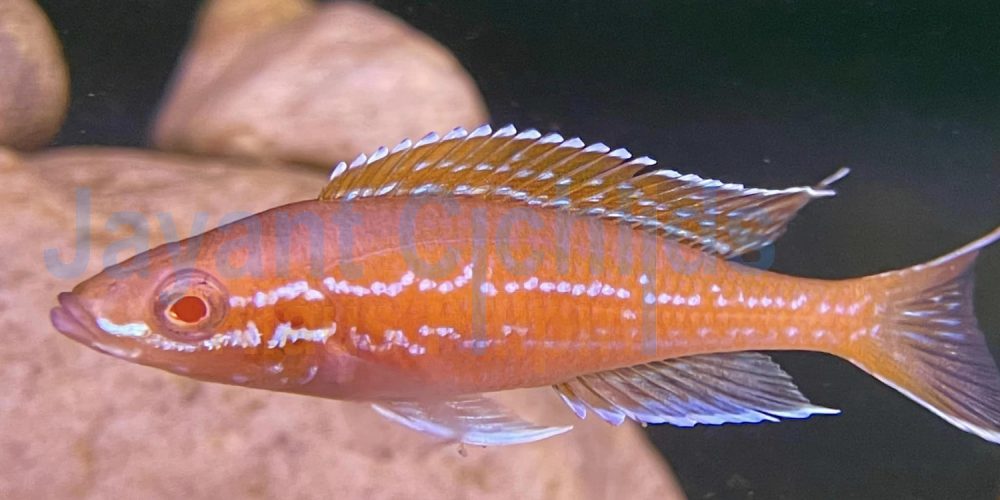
xmin=222 ymin=198 xmax=866 ymax=394
xmin=52 ymin=125 xmax=1000 ymax=445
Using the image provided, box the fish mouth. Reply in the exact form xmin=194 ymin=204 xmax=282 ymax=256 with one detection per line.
xmin=51 ymin=292 xmax=101 ymax=345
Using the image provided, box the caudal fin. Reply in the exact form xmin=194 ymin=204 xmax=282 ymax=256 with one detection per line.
xmin=852 ymin=226 xmax=1000 ymax=443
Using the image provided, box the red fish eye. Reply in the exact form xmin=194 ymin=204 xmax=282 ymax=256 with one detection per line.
xmin=154 ymin=269 xmax=228 ymax=339
xmin=168 ymin=295 xmax=209 ymax=325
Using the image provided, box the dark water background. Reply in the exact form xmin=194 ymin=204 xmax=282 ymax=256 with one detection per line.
xmin=37 ymin=1 xmax=1000 ymax=498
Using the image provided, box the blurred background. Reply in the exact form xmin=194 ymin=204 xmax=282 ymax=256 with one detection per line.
xmin=31 ymin=0 xmax=1000 ymax=498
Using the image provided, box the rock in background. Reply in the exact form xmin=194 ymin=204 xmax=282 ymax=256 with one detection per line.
xmin=0 ymin=0 xmax=69 ymax=150
xmin=152 ymin=0 xmax=488 ymax=167
xmin=0 ymin=148 xmax=683 ymax=500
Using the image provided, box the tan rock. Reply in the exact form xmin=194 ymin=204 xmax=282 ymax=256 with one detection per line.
xmin=153 ymin=0 xmax=314 ymax=142
xmin=0 ymin=0 xmax=70 ymax=150
xmin=153 ymin=1 xmax=488 ymax=167
xmin=0 ymin=148 xmax=683 ymax=500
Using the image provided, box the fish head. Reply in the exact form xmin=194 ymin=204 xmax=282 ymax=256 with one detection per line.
xmin=49 ymin=226 xmax=327 ymax=391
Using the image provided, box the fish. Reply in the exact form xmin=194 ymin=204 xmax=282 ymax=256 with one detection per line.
xmin=51 ymin=124 xmax=1000 ymax=446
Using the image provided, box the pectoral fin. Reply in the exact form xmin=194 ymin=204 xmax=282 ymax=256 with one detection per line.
xmin=554 ymin=352 xmax=839 ymax=427
xmin=372 ymin=395 xmax=573 ymax=446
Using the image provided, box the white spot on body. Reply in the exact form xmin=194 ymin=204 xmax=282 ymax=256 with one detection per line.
xmin=96 ymin=318 xmax=150 ymax=338
xmin=462 ymin=339 xmax=494 ymax=350
xmin=268 ymin=322 xmax=335 ymax=349
xmin=791 ymin=294 xmax=808 ymax=310
xmin=356 ymin=333 xmax=372 ymax=352
xmin=400 ymin=271 xmax=415 ymax=286
xmin=524 ymin=277 xmax=539 ymax=290
xmin=253 ymin=292 xmax=268 ymax=308
xmin=201 ymin=321 xmax=263 ymax=350
xmin=384 ymin=329 xmax=409 ymax=347
xmin=480 ymin=282 xmax=498 ymax=297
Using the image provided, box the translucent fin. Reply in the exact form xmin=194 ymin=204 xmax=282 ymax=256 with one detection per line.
xmin=553 ymin=352 xmax=839 ymax=427
xmin=851 ymin=225 xmax=1000 ymax=443
xmin=320 ymin=125 xmax=847 ymax=257
xmin=372 ymin=395 xmax=573 ymax=446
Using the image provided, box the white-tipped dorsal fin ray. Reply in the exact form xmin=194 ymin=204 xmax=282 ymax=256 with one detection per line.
xmin=494 ymin=123 xmax=517 ymax=137
xmin=553 ymin=352 xmax=839 ymax=427
xmin=319 ymin=125 xmax=849 ymax=258
xmin=372 ymin=395 xmax=573 ymax=446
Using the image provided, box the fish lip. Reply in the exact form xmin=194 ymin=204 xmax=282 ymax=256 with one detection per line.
xmin=51 ymin=292 xmax=100 ymax=344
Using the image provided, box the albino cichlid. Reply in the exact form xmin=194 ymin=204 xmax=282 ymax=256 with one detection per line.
xmin=51 ymin=125 xmax=1000 ymax=446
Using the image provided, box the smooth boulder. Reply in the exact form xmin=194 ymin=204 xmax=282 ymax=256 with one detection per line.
xmin=0 ymin=0 xmax=69 ymax=149
xmin=153 ymin=1 xmax=488 ymax=167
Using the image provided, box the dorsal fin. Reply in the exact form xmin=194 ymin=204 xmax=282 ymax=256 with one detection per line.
xmin=320 ymin=124 xmax=849 ymax=258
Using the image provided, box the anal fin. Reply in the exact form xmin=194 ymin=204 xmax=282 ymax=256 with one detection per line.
xmin=554 ymin=352 xmax=839 ymax=427
xmin=372 ymin=395 xmax=573 ymax=446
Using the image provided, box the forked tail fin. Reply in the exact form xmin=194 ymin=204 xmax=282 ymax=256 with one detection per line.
xmin=851 ymin=226 xmax=1000 ymax=443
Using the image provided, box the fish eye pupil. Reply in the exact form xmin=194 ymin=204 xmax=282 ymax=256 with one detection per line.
xmin=168 ymin=295 xmax=208 ymax=324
